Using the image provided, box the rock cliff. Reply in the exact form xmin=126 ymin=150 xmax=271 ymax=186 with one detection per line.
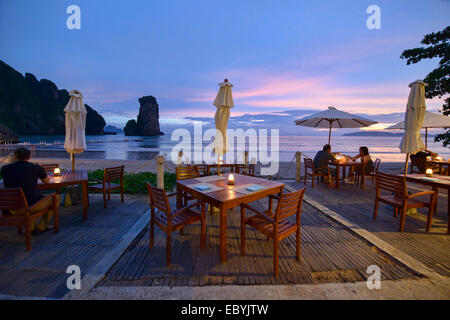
xmin=124 ymin=96 xmax=163 ymax=136
xmin=0 ymin=60 xmax=106 ymax=135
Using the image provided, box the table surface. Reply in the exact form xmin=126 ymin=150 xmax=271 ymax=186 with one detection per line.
xmin=38 ymin=170 xmax=88 ymax=188
xmin=329 ymin=161 xmax=361 ymax=166
xmin=177 ymin=173 xmax=285 ymax=206
xmin=402 ymin=173 xmax=450 ymax=189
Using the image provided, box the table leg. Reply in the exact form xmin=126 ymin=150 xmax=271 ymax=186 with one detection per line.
xmin=176 ymin=185 xmax=182 ymax=209
xmin=361 ymin=172 xmax=365 ymax=189
xmin=335 ymin=165 xmax=340 ymax=189
xmin=448 ymin=189 xmax=450 ymax=235
xmin=220 ymin=205 xmax=227 ymax=263
xmin=82 ymin=181 xmax=88 ymax=220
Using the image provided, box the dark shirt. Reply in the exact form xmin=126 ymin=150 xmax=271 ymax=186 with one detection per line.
xmin=314 ymin=151 xmax=336 ymax=169
xmin=1 ymin=161 xmax=47 ymax=205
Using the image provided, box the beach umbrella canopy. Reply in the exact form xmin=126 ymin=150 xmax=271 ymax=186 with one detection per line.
xmin=213 ymin=79 xmax=234 ymax=156
xmin=386 ymin=111 xmax=450 ymax=148
xmin=398 ymin=80 xmax=427 ymax=174
xmin=64 ymin=90 xmax=87 ymax=170
xmin=294 ymin=106 xmax=377 ymax=144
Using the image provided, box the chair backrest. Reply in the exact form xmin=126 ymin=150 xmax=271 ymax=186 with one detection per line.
xmin=176 ymin=166 xmax=199 ymax=180
xmin=375 ymin=172 xmax=407 ymax=197
xmin=195 ymin=164 xmax=207 ymax=177
xmin=40 ymin=163 xmax=59 ymax=173
xmin=104 ymin=166 xmax=124 ymax=182
xmin=304 ymin=157 xmax=314 ymax=170
xmin=373 ymin=158 xmax=381 ymax=172
xmin=0 ymin=188 xmax=29 ymax=212
xmin=248 ymin=164 xmax=255 ymax=176
xmin=275 ymin=188 xmax=306 ymax=222
xmin=146 ymin=183 xmax=171 ymax=216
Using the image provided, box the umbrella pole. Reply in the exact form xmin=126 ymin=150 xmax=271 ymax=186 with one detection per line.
xmin=425 ymin=128 xmax=428 ymax=149
xmin=404 ymin=153 xmax=409 ymax=175
xmin=71 ymin=153 xmax=75 ymax=171
xmin=328 ymin=121 xmax=332 ymax=145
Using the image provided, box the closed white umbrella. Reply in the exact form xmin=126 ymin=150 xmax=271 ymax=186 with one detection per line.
xmin=64 ymin=90 xmax=87 ymax=171
xmin=294 ymin=106 xmax=377 ymax=144
xmin=386 ymin=111 xmax=450 ymax=148
xmin=213 ymin=79 xmax=234 ymax=174
xmin=399 ymin=80 xmax=427 ymax=174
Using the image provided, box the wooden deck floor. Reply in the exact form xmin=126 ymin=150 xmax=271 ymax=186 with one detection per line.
xmin=287 ymin=178 xmax=450 ymax=277
xmin=99 ymin=196 xmax=418 ymax=287
xmin=0 ymin=194 xmax=148 ymax=298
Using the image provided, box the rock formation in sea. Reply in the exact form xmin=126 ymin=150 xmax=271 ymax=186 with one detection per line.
xmin=124 ymin=96 xmax=163 ymax=136
xmin=0 ymin=60 xmax=106 ymax=135
xmin=0 ymin=124 xmax=19 ymax=144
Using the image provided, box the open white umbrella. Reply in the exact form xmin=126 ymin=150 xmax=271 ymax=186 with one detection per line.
xmin=399 ymin=80 xmax=427 ymax=174
xmin=213 ymin=79 xmax=234 ymax=174
xmin=294 ymin=106 xmax=377 ymax=144
xmin=386 ymin=111 xmax=450 ymax=148
xmin=64 ymin=90 xmax=87 ymax=171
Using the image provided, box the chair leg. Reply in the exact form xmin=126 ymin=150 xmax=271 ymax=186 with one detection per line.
xmin=426 ymin=204 xmax=435 ymax=232
xmin=240 ymin=206 xmax=246 ymax=256
xmin=399 ymin=206 xmax=407 ymax=232
xmin=149 ymin=216 xmax=155 ymax=249
xmin=311 ymin=174 xmax=315 ymax=188
xmin=54 ymin=200 xmax=59 ymax=233
xmin=273 ymin=237 xmax=279 ymax=276
xmin=107 ymin=190 xmax=111 ymax=200
xmin=200 ymin=203 xmax=206 ymax=250
xmin=120 ymin=186 xmax=124 ymax=203
xmin=373 ymin=198 xmax=379 ymax=220
xmin=296 ymin=227 xmax=301 ymax=261
xmin=103 ymin=190 xmax=107 ymax=209
xmin=394 ymin=207 xmax=398 ymax=217
xmin=25 ymin=221 xmax=31 ymax=251
xmin=179 ymin=228 xmax=184 ymax=235
xmin=166 ymin=232 xmax=171 ymax=266
xmin=17 ymin=226 xmax=22 ymax=235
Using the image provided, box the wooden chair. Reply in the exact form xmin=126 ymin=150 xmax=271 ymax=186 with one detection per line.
xmin=195 ymin=164 xmax=208 ymax=177
xmin=355 ymin=158 xmax=381 ymax=187
xmin=175 ymin=166 xmax=199 ymax=207
xmin=240 ymin=188 xmax=306 ymax=276
xmin=234 ymin=164 xmax=252 ymax=176
xmin=373 ymin=172 xmax=437 ymax=232
xmin=40 ymin=163 xmax=59 ymax=173
xmin=303 ymin=158 xmax=329 ymax=188
xmin=88 ymin=166 xmax=124 ymax=209
xmin=0 ymin=188 xmax=59 ymax=251
xmin=146 ymin=183 xmax=205 ymax=266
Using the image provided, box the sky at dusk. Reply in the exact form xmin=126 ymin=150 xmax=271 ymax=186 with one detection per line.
xmin=1 ymin=0 xmax=449 ymax=135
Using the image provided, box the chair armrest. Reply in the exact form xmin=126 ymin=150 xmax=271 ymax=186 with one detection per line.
xmin=29 ymin=193 xmax=57 ymax=212
xmin=88 ymin=178 xmax=103 ymax=184
xmin=167 ymin=192 xmax=177 ymax=198
xmin=269 ymin=194 xmax=280 ymax=201
xmin=408 ymin=191 xmax=437 ymax=199
xmin=172 ymin=200 xmax=205 ymax=218
xmin=241 ymin=203 xmax=274 ymax=223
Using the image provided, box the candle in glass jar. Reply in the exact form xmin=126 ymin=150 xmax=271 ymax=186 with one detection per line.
xmin=54 ymin=168 xmax=61 ymax=176
xmin=425 ymin=168 xmax=433 ymax=177
xmin=228 ymin=174 xmax=235 ymax=185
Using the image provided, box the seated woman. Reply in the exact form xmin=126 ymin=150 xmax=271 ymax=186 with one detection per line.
xmin=347 ymin=146 xmax=373 ymax=182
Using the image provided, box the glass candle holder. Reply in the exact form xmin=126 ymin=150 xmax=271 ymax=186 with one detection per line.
xmin=425 ymin=168 xmax=433 ymax=177
xmin=54 ymin=168 xmax=61 ymax=176
xmin=228 ymin=174 xmax=235 ymax=185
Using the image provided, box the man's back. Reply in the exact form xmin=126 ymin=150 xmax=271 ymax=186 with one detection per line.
xmin=314 ymin=150 xmax=334 ymax=169
xmin=1 ymin=161 xmax=47 ymax=205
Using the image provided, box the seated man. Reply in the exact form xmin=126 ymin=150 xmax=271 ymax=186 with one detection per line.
xmin=313 ymin=144 xmax=338 ymax=178
xmin=1 ymin=148 xmax=60 ymax=234
xmin=410 ymin=149 xmax=439 ymax=173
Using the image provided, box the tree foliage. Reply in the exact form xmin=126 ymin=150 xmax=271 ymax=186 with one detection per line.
xmin=400 ymin=26 xmax=450 ymax=146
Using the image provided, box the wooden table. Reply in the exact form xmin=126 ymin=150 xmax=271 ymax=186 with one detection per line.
xmin=328 ymin=161 xmax=362 ymax=189
xmin=176 ymin=173 xmax=285 ymax=263
xmin=38 ymin=170 xmax=89 ymax=220
xmin=401 ymin=173 xmax=450 ymax=234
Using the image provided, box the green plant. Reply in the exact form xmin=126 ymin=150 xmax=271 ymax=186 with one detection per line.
xmin=87 ymin=170 xmax=176 ymax=195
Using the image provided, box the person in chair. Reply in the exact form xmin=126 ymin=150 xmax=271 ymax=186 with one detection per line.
xmin=1 ymin=148 xmax=60 ymax=234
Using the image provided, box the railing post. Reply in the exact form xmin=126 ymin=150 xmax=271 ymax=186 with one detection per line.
xmin=296 ymin=152 xmax=301 ymax=182
xmin=156 ymin=154 xmax=165 ymax=189
xmin=244 ymin=150 xmax=249 ymax=165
